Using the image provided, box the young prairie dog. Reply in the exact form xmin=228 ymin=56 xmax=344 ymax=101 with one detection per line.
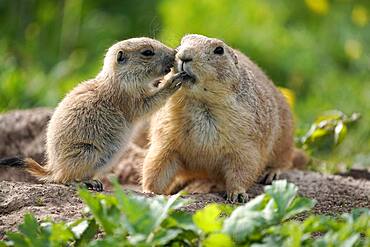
xmin=0 ymin=38 xmax=180 ymax=191
xmin=142 ymin=34 xmax=305 ymax=202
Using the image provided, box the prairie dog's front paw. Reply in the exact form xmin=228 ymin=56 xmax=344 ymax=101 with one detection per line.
xmin=167 ymin=71 xmax=196 ymax=90
xmin=168 ymin=72 xmax=186 ymax=89
xmin=225 ymin=191 xmax=249 ymax=203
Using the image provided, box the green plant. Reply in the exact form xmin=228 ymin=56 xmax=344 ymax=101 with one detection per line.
xmin=1 ymin=180 xmax=369 ymax=246
xmin=298 ymin=110 xmax=361 ymax=156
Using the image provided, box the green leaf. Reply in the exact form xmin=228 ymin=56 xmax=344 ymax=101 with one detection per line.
xmin=71 ymin=219 xmax=99 ymax=246
xmin=114 ymin=185 xmax=158 ymax=237
xmin=15 ymin=214 xmax=51 ymax=247
xmin=284 ymin=197 xmax=316 ymax=221
xmin=151 ymin=228 xmax=182 ymax=245
xmin=5 ymin=232 xmax=30 ymax=247
xmin=193 ymin=204 xmax=223 ymax=233
xmin=311 ymin=127 xmax=330 ymax=141
xmin=334 ymin=121 xmax=347 ymax=145
xmin=112 ymin=180 xmax=189 ymax=241
xmin=222 ymin=207 xmax=267 ymax=243
xmin=264 ymin=180 xmax=298 ymax=218
xmin=18 ymin=214 xmax=41 ymax=241
xmin=203 ymin=233 xmax=234 ymax=247
xmin=153 ymin=192 xmax=187 ymax=230
xmin=88 ymin=235 xmax=129 ymax=247
xmin=222 ymin=194 xmax=272 ymax=243
xmin=50 ymin=222 xmax=74 ymax=244
xmin=165 ymin=211 xmax=197 ymax=232
xmin=78 ymin=188 xmax=120 ymax=235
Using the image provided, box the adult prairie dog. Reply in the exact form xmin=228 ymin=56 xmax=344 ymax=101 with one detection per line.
xmin=0 ymin=38 xmax=180 ymax=191
xmin=142 ymin=34 xmax=306 ymax=202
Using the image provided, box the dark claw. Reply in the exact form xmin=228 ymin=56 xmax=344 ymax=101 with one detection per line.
xmin=258 ymin=169 xmax=280 ymax=185
xmin=222 ymin=191 xmax=249 ymax=203
xmin=237 ymin=193 xmax=247 ymax=203
xmin=259 ymin=173 xmax=270 ymax=185
xmin=84 ymin=180 xmax=104 ymax=192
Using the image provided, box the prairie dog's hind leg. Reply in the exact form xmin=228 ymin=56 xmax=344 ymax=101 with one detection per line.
xmin=222 ymin=152 xmax=263 ymax=203
xmin=142 ymin=149 xmax=182 ymax=194
xmin=51 ymin=143 xmax=114 ymax=191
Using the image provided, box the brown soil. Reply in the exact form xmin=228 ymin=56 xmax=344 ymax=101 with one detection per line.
xmin=1 ymin=170 xmax=369 ymax=239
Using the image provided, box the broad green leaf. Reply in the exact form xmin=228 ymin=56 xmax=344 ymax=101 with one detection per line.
xmin=193 ymin=204 xmax=223 ymax=233
xmin=264 ymin=180 xmax=298 ymax=218
xmin=78 ymin=188 xmax=120 ymax=235
xmin=114 ymin=184 xmax=159 ymax=236
xmin=112 ymin=180 xmax=189 ymax=242
xmin=203 ymin=233 xmax=234 ymax=247
xmin=284 ymin=197 xmax=316 ymax=221
xmin=222 ymin=209 xmax=267 ymax=243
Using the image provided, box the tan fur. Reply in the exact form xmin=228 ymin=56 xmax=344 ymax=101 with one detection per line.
xmin=22 ymin=38 xmax=179 ymax=183
xmin=142 ymin=34 xmax=296 ymax=197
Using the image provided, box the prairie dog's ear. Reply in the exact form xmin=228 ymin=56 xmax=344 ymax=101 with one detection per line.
xmin=116 ymin=50 xmax=126 ymax=64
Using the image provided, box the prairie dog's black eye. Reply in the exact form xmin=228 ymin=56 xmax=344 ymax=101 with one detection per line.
xmin=117 ymin=51 xmax=125 ymax=64
xmin=214 ymin=46 xmax=224 ymax=55
xmin=141 ymin=50 xmax=155 ymax=56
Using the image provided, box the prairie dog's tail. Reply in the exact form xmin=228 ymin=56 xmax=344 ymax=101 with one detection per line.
xmin=292 ymin=148 xmax=310 ymax=169
xmin=0 ymin=157 xmax=49 ymax=178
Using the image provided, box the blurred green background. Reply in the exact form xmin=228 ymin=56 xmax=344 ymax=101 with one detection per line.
xmin=0 ymin=0 xmax=369 ymax=169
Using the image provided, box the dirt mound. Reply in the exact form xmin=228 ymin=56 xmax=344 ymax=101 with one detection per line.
xmin=1 ymin=170 xmax=369 ymax=239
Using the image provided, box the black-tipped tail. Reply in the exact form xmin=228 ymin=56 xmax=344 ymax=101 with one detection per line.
xmin=0 ymin=156 xmax=48 ymax=178
xmin=0 ymin=156 xmax=26 ymax=167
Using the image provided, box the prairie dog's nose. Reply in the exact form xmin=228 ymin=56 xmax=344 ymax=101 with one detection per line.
xmin=177 ymin=50 xmax=193 ymax=63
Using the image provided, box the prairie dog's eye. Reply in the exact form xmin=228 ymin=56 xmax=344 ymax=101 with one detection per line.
xmin=117 ymin=51 xmax=125 ymax=64
xmin=141 ymin=50 xmax=155 ymax=56
xmin=213 ymin=46 xmax=224 ymax=55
